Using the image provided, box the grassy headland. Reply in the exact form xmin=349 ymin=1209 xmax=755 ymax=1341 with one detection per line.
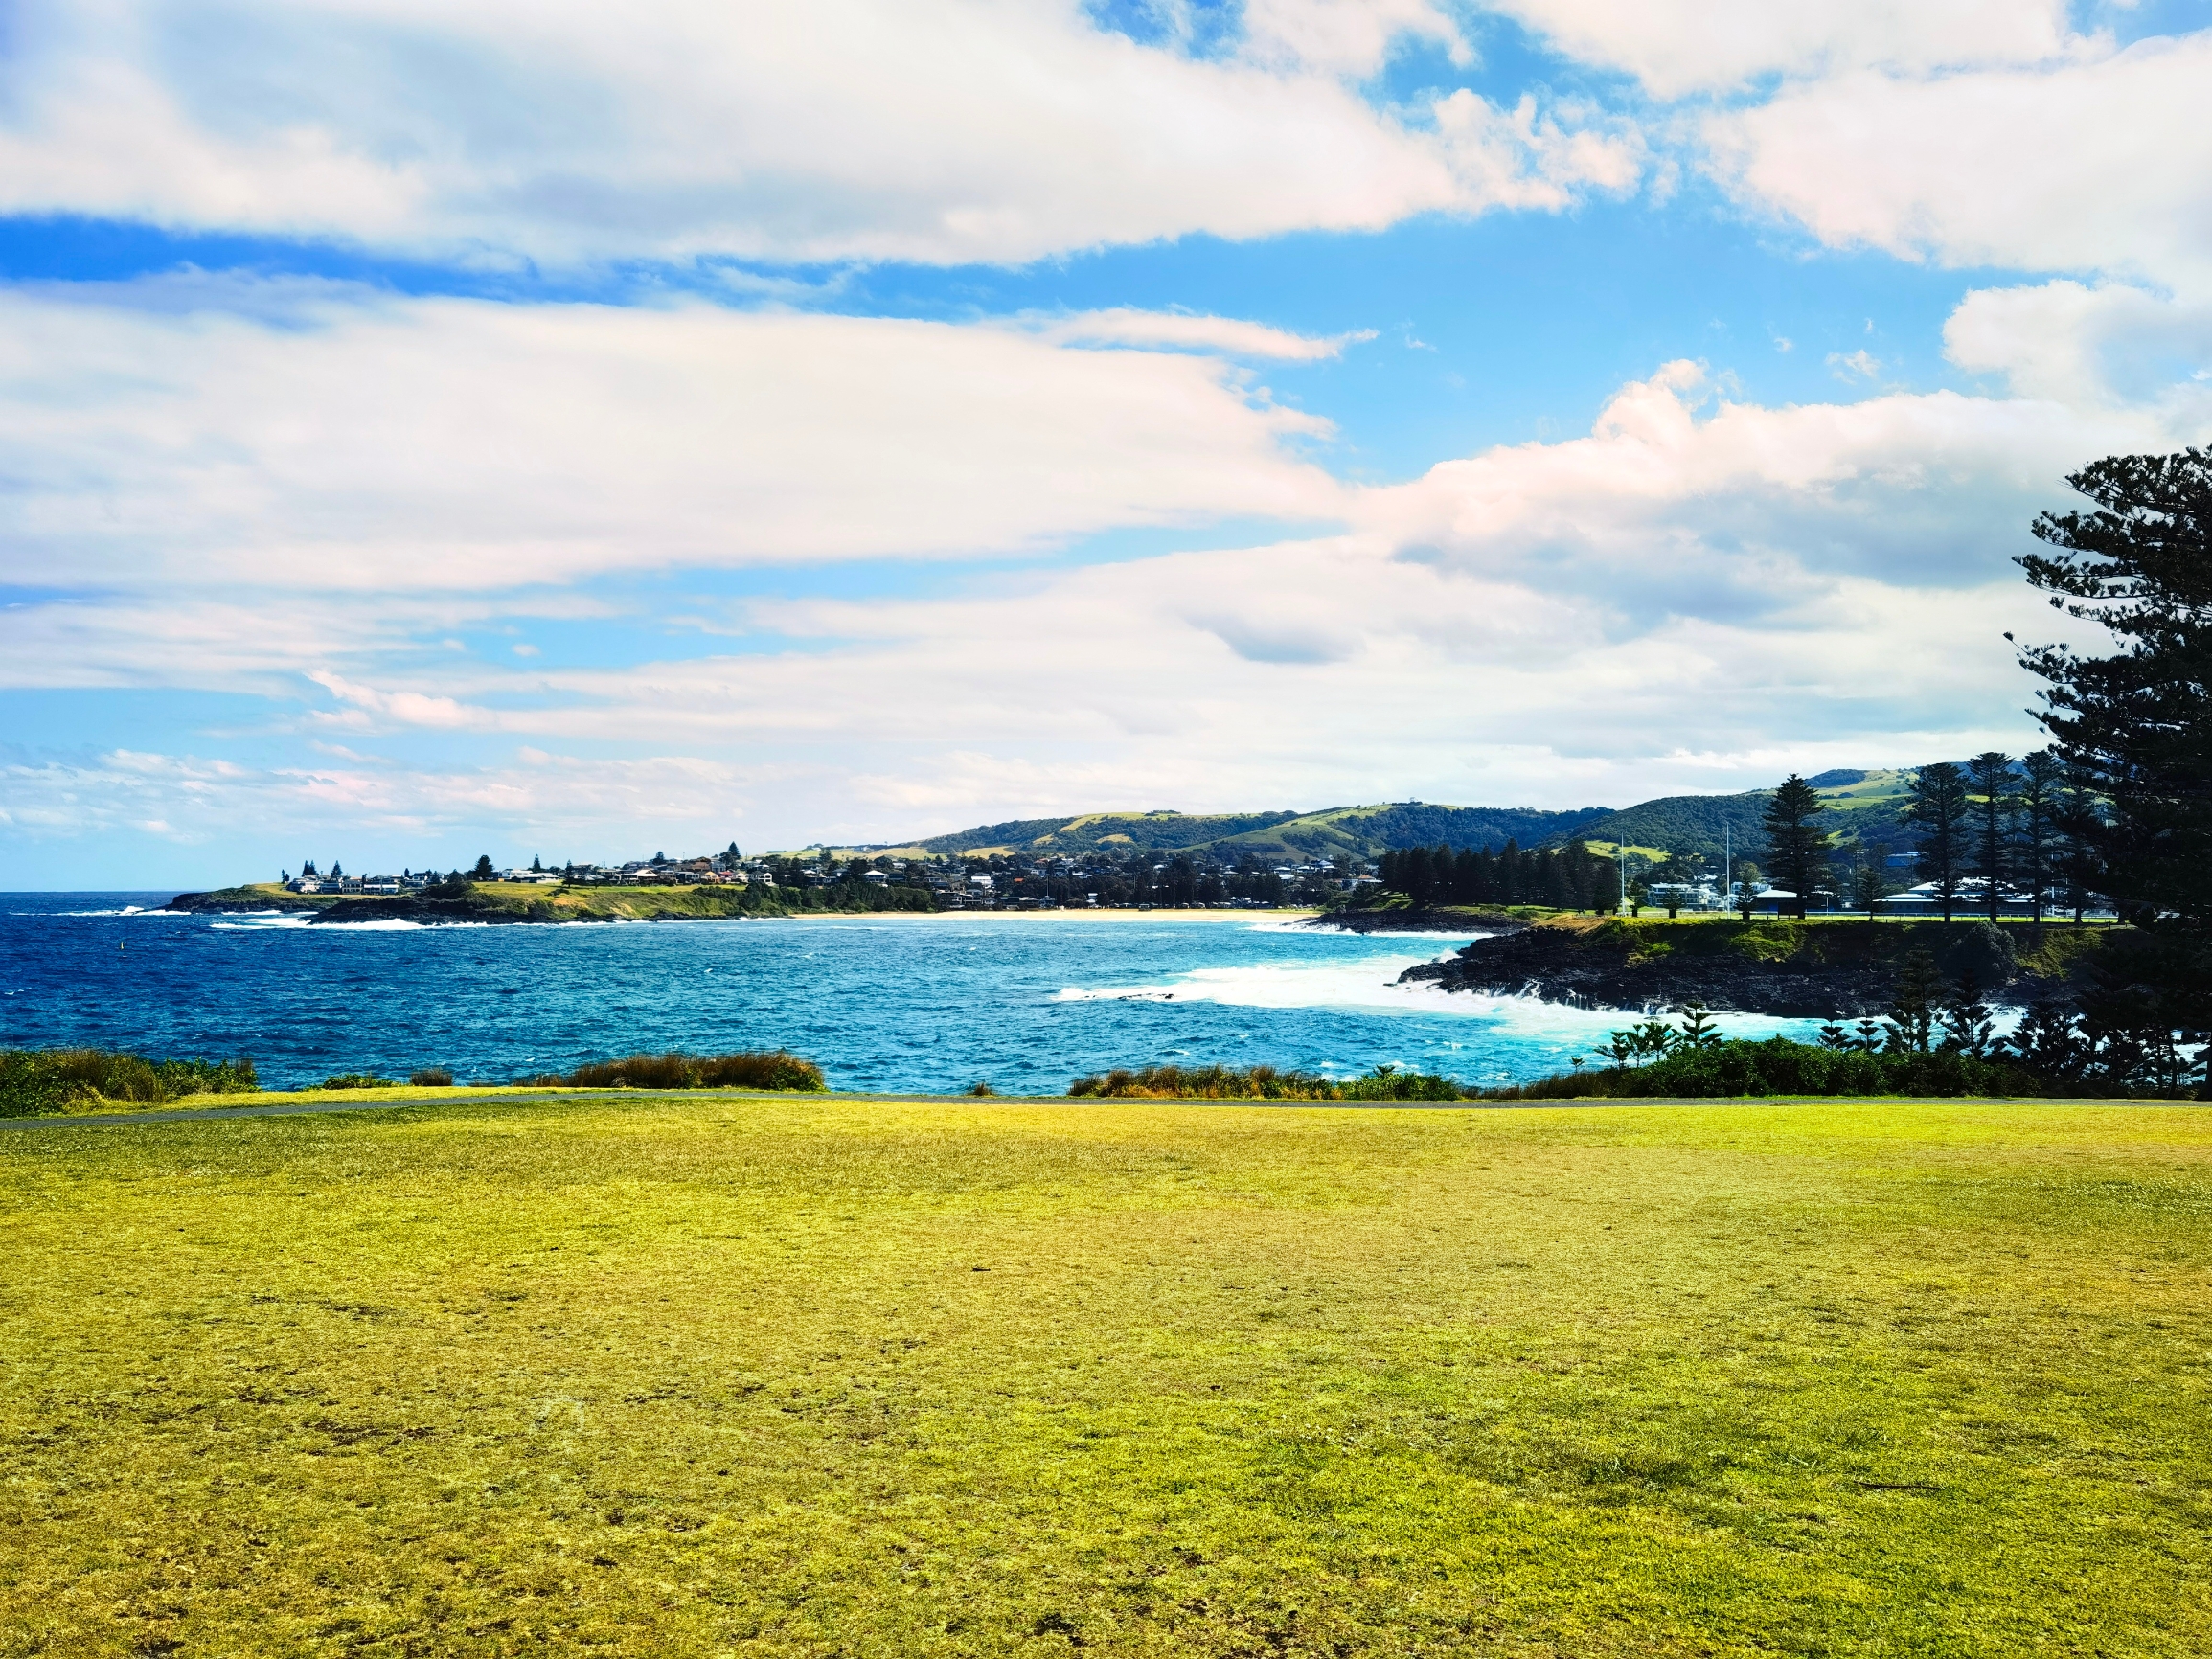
xmin=166 ymin=879 xmax=938 ymax=924
xmin=3 ymin=1093 xmax=2206 ymax=1655
xmin=1405 ymin=914 xmax=2118 ymax=1018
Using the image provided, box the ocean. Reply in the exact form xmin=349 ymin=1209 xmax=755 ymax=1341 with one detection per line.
xmin=0 ymin=897 xmax=1822 ymax=1094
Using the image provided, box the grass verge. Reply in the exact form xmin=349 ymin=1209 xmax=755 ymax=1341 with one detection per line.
xmin=3 ymin=1096 xmax=2208 ymax=1655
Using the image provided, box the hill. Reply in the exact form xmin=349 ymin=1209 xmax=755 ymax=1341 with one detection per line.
xmin=1534 ymin=769 xmax=1925 ymax=864
xmin=912 ymin=809 xmax=1306 ymax=856
xmin=1206 ymin=802 xmax=1613 ymax=861
xmin=855 ymin=768 xmax=1936 ymax=868
xmin=893 ymin=803 xmax=1613 ymax=862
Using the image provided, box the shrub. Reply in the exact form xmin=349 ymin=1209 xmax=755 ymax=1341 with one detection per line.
xmin=0 ymin=1048 xmax=258 ymax=1117
xmin=1341 ymin=1066 xmax=1466 ymax=1101
xmin=1486 ymin=1036 xmax=2045 ymax=1101
xmin=0 ymin=1052 xmax=74 ymax=1119
xmin=410 ymin=1067 xmax=455 ymax=1087
xmin=967 ymin=1080 xmax=997 ymax=1097
xmin=1068 ymin=1063 xmax=1465 ymax=1101
xmin=551 ymin=1050 xmax=827 ymax=1092
xmin=319 ymin=1074 xmax=398 ymax=1090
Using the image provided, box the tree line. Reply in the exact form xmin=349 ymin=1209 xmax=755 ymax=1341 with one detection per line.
xmin=1376 ymin=840 xmax=1618 ymax=910
xmin=1757 ymin=752 xmax=2103 ymax=924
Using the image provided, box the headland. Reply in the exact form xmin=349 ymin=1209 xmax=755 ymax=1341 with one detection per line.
xmin=1397 ymin=914 xmax=2110 ymax=1017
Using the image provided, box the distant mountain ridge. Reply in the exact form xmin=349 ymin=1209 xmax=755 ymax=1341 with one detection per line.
xmin=850 ymin=770 xmax=1932 ymax=863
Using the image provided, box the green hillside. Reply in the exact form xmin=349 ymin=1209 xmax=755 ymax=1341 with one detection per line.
xmin=1538 ymin=790 xmax=1773 ymax=862
xmin=905 ymin=803 xmax=1613 ymax=862
xmin=1536 ymin=769 xmax=1928 ymax=863
xmin=1206 ymin=802 xmax=1613 ymax=861
xmin=914 ymin=810 xmax=1305 ymax=856
xmin=886 ymin=770 xmax=1931 ymax=867
xmin=1806 ymin=767 xmax=1920 ymax=852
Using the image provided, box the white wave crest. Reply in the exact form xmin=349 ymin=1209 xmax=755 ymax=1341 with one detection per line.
xmin=1052 ymin=956 xmax=1831 ymax=1047
xmin=50 ymin=904 xmax=194 ymax=918
xmin=1055 ymin=955 xmax=1486 ymax=1016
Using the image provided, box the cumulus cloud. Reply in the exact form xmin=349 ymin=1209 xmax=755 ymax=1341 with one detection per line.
xmin=1240 ymin=0 xmax=1470 ymax=77
xmin=1367 ymin=359 xmax=2169 ymax=604
xmin=0 ymin=742 xmax=764 ymax=854
xmin=2 ymin=544 xmax=2053 ymax=852
xmin=0 ymin=281 xmax=1345 ymax=599
xmin=0 ymin=0 xmax=1635 ymax=265
xmin=10 ymin=351 xmax=2143 ymax=848
xmin=1946 ymin=279 xmax=2212 ymax=409
xmin=1491 ymin=0 xmax=2074 ymax=98
xmin=1707 ymin=33 xmax=2212 ymax=290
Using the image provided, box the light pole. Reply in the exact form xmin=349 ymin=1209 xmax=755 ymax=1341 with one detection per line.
xmin=1724 ymin=822 xmax=1732 ymax=911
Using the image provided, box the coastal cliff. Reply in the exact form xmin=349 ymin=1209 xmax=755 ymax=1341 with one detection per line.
xmin=1398 ymin=916 xmax=2104 ymax=1017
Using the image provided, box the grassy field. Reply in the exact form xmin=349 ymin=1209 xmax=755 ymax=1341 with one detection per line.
xmin=3 ymin=1096 xmax=2208 ymax=1657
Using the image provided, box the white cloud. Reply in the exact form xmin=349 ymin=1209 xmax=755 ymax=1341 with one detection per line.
xmin=1240 ymin=0 xmax=1468 ymax=76
xmin=5 ymin=282 xmax=2202 ymax=860
xmin=0 ymin=282 xmax=1346 ymax=599
xmin=1432 ymin=90 xmax=1644 ymax=207
xmin=1367 ymin=359 xmax=2170 ymax=600
xmin=307 ymin=671 xmax=478 ymax=732
xmin=11 ymin=356 xmax=2147 ymax=850
xmin=1707 ymin=33 xmax=2212 ymax=290
xmin=0 ymin=0 xmax=1634 ymax=265
xmin=1491 ymin=0 xmax=2075 ymax=98
xmin=0 ymin=743 xmax=764 ymax=853
xmin=1945 ymin=279 xmax=2212 ymax=408
xmin=1024 ymin=308 xmax=1371 ymax=360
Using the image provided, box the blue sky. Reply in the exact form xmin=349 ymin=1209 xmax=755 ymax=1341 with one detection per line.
xmin=1 ymin=0 xmax=2208 ymax=886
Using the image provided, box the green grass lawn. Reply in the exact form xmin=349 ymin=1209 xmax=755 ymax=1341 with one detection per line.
xmin=4 ymin=1097 xmax=2208 ymax=1656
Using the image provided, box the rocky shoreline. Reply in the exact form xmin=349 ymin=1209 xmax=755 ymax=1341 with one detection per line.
xmin=164 ymin=888 xmax=321 ymax=915
xmin=1304 ymin=905 xmax=1522 ymax=934
xmin=1397 ymin=919 xmax=2065 ymax=1018
xmin=163 ymin=887 xmax=548 ymax=924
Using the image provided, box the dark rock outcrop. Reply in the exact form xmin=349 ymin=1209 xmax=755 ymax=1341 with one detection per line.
xmin=1401 ymin=919 xmax=2047 ymax=1018
xmin=1306 ymin=906 xmax=1527 ymax=935
xmin=165 ymin=887 xmax=319 ymax=914
xmin=301 ymin=894 xmax=548 ymax=925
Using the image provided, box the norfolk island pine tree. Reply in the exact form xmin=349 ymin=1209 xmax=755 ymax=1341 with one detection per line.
xmin=1905 ymin=762 xmax=1970 ymax=922
xmin=1966 ymin=751 xmax=2018 ymax=922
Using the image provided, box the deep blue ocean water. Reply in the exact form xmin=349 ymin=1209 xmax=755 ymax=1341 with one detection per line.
xmin=0 ymin=897 xmax=1822 ymax=1094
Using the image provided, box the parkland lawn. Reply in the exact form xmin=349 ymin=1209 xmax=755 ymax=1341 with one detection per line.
xmin=3 ymin=1098 xmax=2207 ymax=1656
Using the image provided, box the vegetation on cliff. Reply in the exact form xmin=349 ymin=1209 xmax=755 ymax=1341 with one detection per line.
xmin=0 ymin=1049 xmax=259 ymax=1117
xmin=1068 ymin=1063 xmax=1464 ymax=1101
xmin=167 ymin=879 xmax=937 ymax=924
xmin=518 ymin=1050 xmax=826 ymax=1092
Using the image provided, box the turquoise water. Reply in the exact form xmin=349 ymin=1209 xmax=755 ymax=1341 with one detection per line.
xmin=0 ymin=897 xmax=1821 ymax=1094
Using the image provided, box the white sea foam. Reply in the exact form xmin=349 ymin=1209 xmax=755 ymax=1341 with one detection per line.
xmin=1243 ymin=918 xmax=1499 ymax=942
xmin=1053 ymin=954 xmax=1828 ymax=1046
xmin=1057 ymin=954 xmax=1506 ymax=1017
xmin=52 ymin=905 xmax=192 ymax=918
xmin=209 ymin=912 xmax=315 ymax=929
